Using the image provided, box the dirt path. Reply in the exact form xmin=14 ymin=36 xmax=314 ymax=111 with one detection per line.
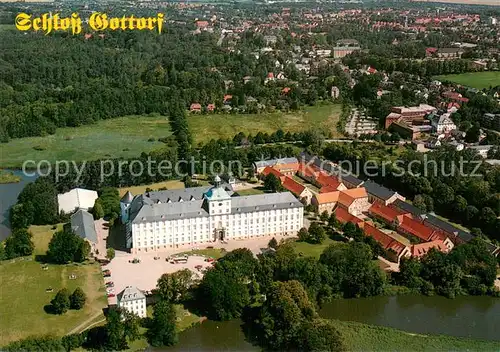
xmin=68 ymin=311 xmax=105 ymax=335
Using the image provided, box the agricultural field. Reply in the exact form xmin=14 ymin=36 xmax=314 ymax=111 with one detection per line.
xmin=0 ymin=115 xmax=172 ymax=168
xmin=434 ymin=72 xmax=500 ymax=90
xmin=188 ymin=104 xmax=342 ymax=145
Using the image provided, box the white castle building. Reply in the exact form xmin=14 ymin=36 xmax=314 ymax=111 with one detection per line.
xmin=120 ymin=176 xmax=304 ymax=253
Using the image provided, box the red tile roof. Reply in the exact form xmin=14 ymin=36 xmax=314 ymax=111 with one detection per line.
xmin=338 ymin=188 xmax=368 ymax=208
xmin=363 ymin=223 xmax=408 ymax=256
xmin=282 ymin=176 xmax=306 ymax=196
xmin=369 ymin=202 xmax=408 ymax=224
xmin=334 ymin=207 xmax=363 ymax=225
xmin=298 ymin=162 xmax=321 ymax=179
xmin=411 ymin=239 xmax=450 ymax=258
xmin=262 ymin=166 xmax=285 ymax=181
xmin=398 ymin=216 xmax=446 ymax=242
xmin=314 ymin=191 xmax=340 ymax=205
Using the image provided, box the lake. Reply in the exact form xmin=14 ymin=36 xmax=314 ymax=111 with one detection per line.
xmin=166 ymin=295 xmax=500 ymax=351
xmin=0 ymin=169 xmax=38 ymax=241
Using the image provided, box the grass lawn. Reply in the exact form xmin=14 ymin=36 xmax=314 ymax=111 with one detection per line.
xmin=0 ymin=115 xmax=172 ymax=168
xmin=0 ymin=24 xmax=15 ymax=31
xmin=0 ymin=260 xmax=107 ymax=345
xmin=333 ymin=319 xmax=500 ymax=351
xmin=0 ymin=224 xmax=107 ymax=345
xmin=290 ymin=238 xmax=339 ymax=259
xmin=179 ymin=248 xmax=226 ymax=259
xmin=29 ymin=224 xmax=65 ymax=256
xmin=434 ymin=71 xmax=500 ymax=90
xmin=234 ymin=187 xmax=266 ymax=196
xmin=189 ymin=104 xmax=342 ymax=145
xmin=118 ymin=180 xmax=185 ymax=197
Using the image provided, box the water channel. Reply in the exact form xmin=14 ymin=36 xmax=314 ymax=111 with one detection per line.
xmin=166 ymin=295 xmax=500 ymax=351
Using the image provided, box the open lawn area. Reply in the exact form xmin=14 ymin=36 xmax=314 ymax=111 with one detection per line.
xmin=434 ymin=72 xmax=500 ymax=90
xmin=291 ymin=238 xmax=340 ymax=259
xmin=333 ymin=320 xmax=500 ymax=351
xmin=30 ymin=224 xmax=64 ymax=256
xmin=0 ymin=225 xmax=107 ymax=345
xmin=118 ymin=180 xmax=185 ymax=197
xmin=0 ymin=259 xmax=107 ymax=345
xmin=0 ymin=115 xmax=172 ymax=168
xmin=189 ymin=104 xmax=342 ymax=145
xmin=234 ymin=187 xmax=266 ymax=196
xmin=179 ymin=248 xmax=226 ymax=259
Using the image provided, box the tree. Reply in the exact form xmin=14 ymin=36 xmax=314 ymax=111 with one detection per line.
xmin=70 ymin=287 xmax=87 ymax=310
xmin=250 ymin=280 xmax=316 ymax=350
xmin=299 ymin=319 xmax=347 ymax=352
xmin=319 ymin=211 xmax=329 ymax=223
xmin=106 ymin=248 xmax=116 ymax=261
xmin=297 ymin=227 xmax=309 ymax=242
xmin=157 ymin=269 xmax=193 ymax=303
xmin=263 ymin=173 xmax=282 ymax=193
xmin=320 ymin=242 xmax=385 ymax=298
xmin=308 ymin=222 xmax=326 ymax=244
xmin=328 ymin=212 xmax=339 ymax=229
xmin=4 ymin=228 xmax=34 ymax=259
xmin=47 ymin=229 xmax=87 ymax=264
xmin=105 ymin=308 xmax=141 ymax=351
xmin=268 ymin=237 xmax=278 ymax=250
xmin=92 ymin=199 xmax=105 ymax=220
xmin=147 ymin=300 xmax=178 ymax=347
xmin=51 ymin=288 xmax=70 ymax=314
xmin=197 ymin=264 xmax=250 ymax=320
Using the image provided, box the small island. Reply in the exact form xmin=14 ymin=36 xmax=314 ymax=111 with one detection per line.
xmin=0 ymin=170 xmax=21 ymax=184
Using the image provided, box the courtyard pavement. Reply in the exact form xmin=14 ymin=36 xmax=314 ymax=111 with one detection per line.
xmin=102 ymin=234 xmax=294 ymax=305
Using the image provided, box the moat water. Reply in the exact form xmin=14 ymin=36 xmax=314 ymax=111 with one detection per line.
xmin=0 ymin=169 xmax=38 ymax=240
xmin=164 ymin=295 xmax=500 ymax=351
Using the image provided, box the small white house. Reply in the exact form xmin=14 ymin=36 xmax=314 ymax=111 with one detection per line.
xmin=57 ymin=188 xmax=98 ymax=214
xmin=117 ymin=286 xmax=146 ymax=318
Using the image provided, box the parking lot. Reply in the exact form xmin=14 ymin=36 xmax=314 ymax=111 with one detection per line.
xmin=102 ymin=235 xmax=293 ymax=305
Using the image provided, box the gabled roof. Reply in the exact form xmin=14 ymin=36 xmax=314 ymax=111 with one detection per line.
xmin=391 ymin=199 xmax=424 ymax=217
xmin=70 ymin=209 xmax=97 ymax=243
xmin=422 ymin=214 xmax=474 ymax=242
xmin=334 ymin=207 xmax=363 ymax=225
xmin=262 ymin=166 xmax=286 ymax=183
xmin=314 ymin=191 xmax=340 ymax=205
xmin=411 ymin=239 xmax=450 ymax=258
xmin=338 ymin=187 xmax=368 ymax=208
xmin=254 ymin=157 xmax=299 ymax=169
xmin=281 ymin=177 xmax=307 ymax=196
xmin=363 ymin=180 xmax=398 ymax=201
xmin=118 ymin=286 xmax=146 ymax=303
xmin=363 ymin=223 xmax=408 ymax=256
xmin=398 ymin=216 xmax=446 ymax=242
xmin=369 ymin=202 xmax=408 ymax=223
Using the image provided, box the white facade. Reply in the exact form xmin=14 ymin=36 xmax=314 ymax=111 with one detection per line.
xmin=123 ymin=180 xmax=303 ymax=253
xmin=117 ymin=286 xmax=146 ymax=318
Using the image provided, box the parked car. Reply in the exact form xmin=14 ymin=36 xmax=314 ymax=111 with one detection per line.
xmin=205 ymin=257 xmax=215 ymax=263
xmin=106 ymin=282 xmax=114 ymax=287
xmin=107 ymin=293 xmax=115 ymax=298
